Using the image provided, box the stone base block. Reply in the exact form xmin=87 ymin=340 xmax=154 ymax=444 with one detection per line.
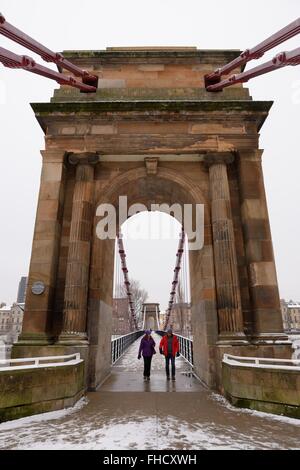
xmin=222 ymin=361 xmax=300 ymax=419
xmin=214 ymin=340 xmax=293 ymax=392
xmin=12 ymin=343 xmax=89 ymax=389
xmin=0 ymin=361 xmax=85 ymax=423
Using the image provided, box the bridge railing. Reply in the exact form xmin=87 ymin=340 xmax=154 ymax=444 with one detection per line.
xmin=111 ymin=330 xmax=144 ymax=364
xmin=223 ymin=354 xmax=300 ymax=370
xmin=156 ymin=330 xmax=194 ymax=366
xmin=177 ymin=334 xmax=194 ymax=366
xmin=0 ymin=353 xmax=82 ymax=371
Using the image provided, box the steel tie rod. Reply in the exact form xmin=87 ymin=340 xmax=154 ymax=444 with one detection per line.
xmin=0 ymin=46 xmax=96 ymax=92
xmin=207 ymin=17 xmax=300 ymax=79
xmin=205 ymin=17 xmax=300 ymax=88
xmin=0 ymin=12 xmax=96 ymax=81
xmin=206 ymin=46 xmax=300 ymax=92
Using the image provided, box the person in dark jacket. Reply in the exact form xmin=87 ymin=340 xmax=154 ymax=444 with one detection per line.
xmin=138 ymin=330 xmax=156 ymax=380
xmin=159 ymin=328 xmax=180 ymax=381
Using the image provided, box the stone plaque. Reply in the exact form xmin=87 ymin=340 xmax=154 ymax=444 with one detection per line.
xmin=31 ymin=281 xmax=45 ymax=295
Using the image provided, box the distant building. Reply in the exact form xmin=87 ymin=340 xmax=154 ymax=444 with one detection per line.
xmin=0 ymin=304 xmax=13 ymax=360
xmin=0 ymin=302 xmax=24 ymax=344
xmin=10 ymin=303 xmax=25 ymax=343
xmin=281 ymin=299 xmax=300 ymax=332
xmin=17 ymin=276 xmax=28 ymax=303
xmin=112 ymin=297 xmax=132 ymax=335
xmin=0 ymin=304 xmax=12 ymax=336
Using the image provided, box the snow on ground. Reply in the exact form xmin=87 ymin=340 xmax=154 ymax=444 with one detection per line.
xmin=210 ymin=393 xmax=300 ymax=427
xmin=1 ymin=407 xmax=299 ymax=450
xmin=0 ymin=334 xmax=300 ymax=450
xmin=0 ymin=397 xmax=88 ymax=431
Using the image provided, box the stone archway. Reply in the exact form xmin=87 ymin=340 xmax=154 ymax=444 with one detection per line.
xmin=87 ymin=165 xmax=213 ymax=389
xmin=13 ymin=47 xmax=291 ymax=394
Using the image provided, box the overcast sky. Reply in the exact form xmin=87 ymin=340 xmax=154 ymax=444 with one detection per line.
xmin=0 ymin=0 xmax=299 ymax=310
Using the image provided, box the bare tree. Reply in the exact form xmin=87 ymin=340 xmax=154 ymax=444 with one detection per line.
xmin=130 ymin=279 xmax=148 ymax=328
xmin=117 ymin=279 xmax=149 ymax=328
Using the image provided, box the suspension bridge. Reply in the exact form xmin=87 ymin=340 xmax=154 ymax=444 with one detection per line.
xmin=0 ymin=12 xmax=300 ymax=448
xmin=110 ymin=226 xmax=193 ymax=386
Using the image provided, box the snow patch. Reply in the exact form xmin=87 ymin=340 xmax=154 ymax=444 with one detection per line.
xmin=210 ymin=393 xmax=300 ymax=426
xmin=0 ymin=396 xmax=88 ymax=431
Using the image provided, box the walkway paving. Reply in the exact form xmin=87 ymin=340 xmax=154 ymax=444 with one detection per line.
xmin=102 ymin=333 xmax=200 ymax=392
xmin=0 ymin=334 xmax=299 ymax=449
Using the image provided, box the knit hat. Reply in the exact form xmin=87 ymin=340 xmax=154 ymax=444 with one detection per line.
xmin=167 ymin=327 xmax=173 ymax=333
xmin=145 ymin=329 xmax=151 ymax=335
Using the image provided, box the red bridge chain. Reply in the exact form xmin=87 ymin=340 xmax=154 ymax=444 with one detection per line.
xmin=0 ymin=12 xmax=97 ymax=92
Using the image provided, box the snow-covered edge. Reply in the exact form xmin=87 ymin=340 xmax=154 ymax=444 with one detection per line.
xmin=210 ymin=392 xmax=300 ymax=426
xmin=0 ymin=396 xmax=88 ymax=431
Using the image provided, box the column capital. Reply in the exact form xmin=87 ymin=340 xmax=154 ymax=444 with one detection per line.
xmin=67 ymin=151 xmax=100 ymax=166
xmin=203 ymin=151 xmax=235 ymax=167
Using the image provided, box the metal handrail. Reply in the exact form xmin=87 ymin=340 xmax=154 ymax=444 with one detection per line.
xmin=111 ymin=330 xmax=144 ymax=364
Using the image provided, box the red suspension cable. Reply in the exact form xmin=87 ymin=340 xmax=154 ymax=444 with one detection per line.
xmin=0 ymin=12 xmax=97 ymax=92
xmin=0 ymin=46 xmax=96 ymax=92
xmin=163 ymin=227 xmax=185 ymax=330
xmin=0 ymin=13 xmax=96 ymax=79
xmin=207 ymin=46 xmax=300 ymax=92
xmin=117 ymin=233 xmax=138 ymax=330
xmin=205 ymin=17 xmax=300 ymax=89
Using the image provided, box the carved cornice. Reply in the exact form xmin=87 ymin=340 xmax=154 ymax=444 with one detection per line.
xmin=32 ymin=100 xmax=273 ymax=116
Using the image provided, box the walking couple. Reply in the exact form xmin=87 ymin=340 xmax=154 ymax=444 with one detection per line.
xmin=138 ymin=328 xmax=180 ymax=381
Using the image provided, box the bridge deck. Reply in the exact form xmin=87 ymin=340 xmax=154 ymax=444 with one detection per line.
xmin=101 ymin=333 xmax=201 ymax=392
xmin=0 ymin=334 xmax=299 ymax=449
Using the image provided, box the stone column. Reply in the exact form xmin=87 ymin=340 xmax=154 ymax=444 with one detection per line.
xmin=60 ymin=152 xmax=98 ymax=343
xmin=204 ymin=152 xmax=245 ymax=340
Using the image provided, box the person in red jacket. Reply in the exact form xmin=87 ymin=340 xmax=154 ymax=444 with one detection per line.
xmin=159 ymin=328 xmax=180 ymax=381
